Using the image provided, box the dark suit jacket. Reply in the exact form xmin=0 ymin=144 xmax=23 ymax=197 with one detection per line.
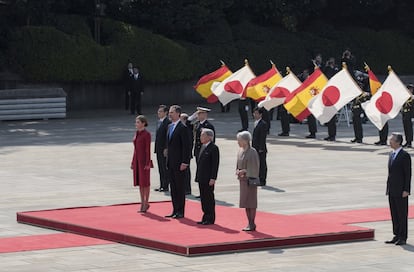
xmin=131 ymin=74 xmax=144 ymax=93
xmin=194 ymin=120 xmax=215 ymax=157
xmin=154 ymin=117 xmax=171 ymax=154
xmin=124 ymin=69 xmax=134 ymax=91
xmin=387 ymin=149 xmax=412 ymax=197
xmin=167 ymin=121 xmax=191 ymax=170
xmin=252 ymin=119 xmax=267 ymax=153
xmin=195 ymin=142 xmax=219 ymax=184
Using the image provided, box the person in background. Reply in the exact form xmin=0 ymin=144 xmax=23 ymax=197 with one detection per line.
xmin=385 ymin=133 xmax=411 ymax=246
xmin=131 ymin=115 xmax=152 ymax=213
xmin=236 ymin=131 xmax=260 ymax=231
xmin=130 ymin=67 xmax=144 ymax=115
xmin=124 ymin=62 xmax=134 ymax=111
xmin=278 ymin=105 xmax=290 ymax=136
xmin=154 ymin=105 xmax=171 ymax=192
xmin=252 ymin=107 xmax=268 ymax=186
xmin=402 ymin=84 xmax=414 ymax=148
xmin=375 ymin=123 xmax=389 ymax=146
xmin=238 ymin=98 xmax=249 ymax=132
xmin=323 ymin=57 xmax=339 ymax=142
xmin=195 ymin=128 xmax=220 ymax=225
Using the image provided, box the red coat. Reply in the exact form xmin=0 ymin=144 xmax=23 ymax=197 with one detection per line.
xmin=131 ymin=129 xmax=152 ymax=187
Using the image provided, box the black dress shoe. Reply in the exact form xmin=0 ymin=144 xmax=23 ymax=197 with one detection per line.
xmin=278 ymin=132 xmax=289 ymax=136
xmin=305 ymin=134 xmax=316 ymax=139
xmin=154 ymin=188 xmax=161 ymax=192
xmin=351 ymin=138 xmax=357 ymax=143
xmin=201 ymin=221 xmax=213 ymax=225
xmin=374 ymin=141 xmax=386 ymax=146
xmin=159 ymin=188 xmax=169 ymax=192
xmin=385 ymin=237 xmax=399 ymax=244
xmin=395 ymin=240 xmax=407 ymax=245
xmin=172 ymin=214 xmax=184 ymax=219
xmin=197 ymin=221 xmax=204 ymax=224
xmin=165 ymin=213 xmax=175 ymax=218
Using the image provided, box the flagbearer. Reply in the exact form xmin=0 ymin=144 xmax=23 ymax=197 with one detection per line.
xmin=351 ymin=92 xmax=370 ymax=143
xmin=402 ymin=84 xmax=414 ymax=148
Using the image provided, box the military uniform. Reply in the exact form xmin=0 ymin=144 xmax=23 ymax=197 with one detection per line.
xmin=351 ymin=92 xmax=370 ymax=143
xmin=402 ymin=97 xmax=413 ymax=147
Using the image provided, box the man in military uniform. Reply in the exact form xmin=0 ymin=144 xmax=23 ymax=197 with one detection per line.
xmin=402 ymin=84 xmax=414 ymax=148
xmin=351 ymin=91 xmax=370 ymax=143
xmin=190 ymin=107 xmax=216 ymax=160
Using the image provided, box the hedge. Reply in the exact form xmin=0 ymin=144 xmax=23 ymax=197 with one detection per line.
xmin=5 ymin=17 xmax=414 ymax=83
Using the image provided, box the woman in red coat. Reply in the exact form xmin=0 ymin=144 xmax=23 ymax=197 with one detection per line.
xmin=131 ymin=115 xmax=152 ymax=212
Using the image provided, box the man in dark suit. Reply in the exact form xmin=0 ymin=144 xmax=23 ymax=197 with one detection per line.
xmin=252 ymin=107 xmax=268 ymax=186
xmin=154 ymin=105 xmax=171 ymax=192
xmin=130 ymin=67 xmax=144 ymax=115
xmin=165 ymin=105 xmax=191 ymax=219
xmin=195 ymin=128 xmax=220 ymax=225
xmin=124 ymin=62 xmax=134 ymax=111
xmin=385 ymin=133 xmax=411 ymax=246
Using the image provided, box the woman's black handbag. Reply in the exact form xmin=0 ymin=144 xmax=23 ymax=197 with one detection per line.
xmin=247 ymin=177 xmax=261 ymax=186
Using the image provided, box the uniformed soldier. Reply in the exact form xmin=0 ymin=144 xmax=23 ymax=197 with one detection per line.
xmin=402 ymin=84 xmax=414 ymax=148
xmin=191 ymin=107 xmax=216 ymax=160
xmin=351 ymin=91 xmax=370 ymax=143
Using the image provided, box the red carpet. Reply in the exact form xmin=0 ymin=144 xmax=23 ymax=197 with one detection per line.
xmin=15 ymin=200 xmax=377 ymax=256
xmin=0 ymin=233 xmax=113 ymax=254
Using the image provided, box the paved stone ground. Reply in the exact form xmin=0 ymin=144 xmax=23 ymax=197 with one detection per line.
xmin=1 ymin=104 xmax=414 ymax=271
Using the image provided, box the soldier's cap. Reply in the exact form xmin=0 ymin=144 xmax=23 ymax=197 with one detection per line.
xmin=407 ymin=83 xmax=414 ymax=89
xmin=197 ymin=107 xmax=211 ymax=113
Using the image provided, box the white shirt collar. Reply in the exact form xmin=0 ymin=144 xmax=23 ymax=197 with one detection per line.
xmin=393 ymin=147 xmax=403 ymax=156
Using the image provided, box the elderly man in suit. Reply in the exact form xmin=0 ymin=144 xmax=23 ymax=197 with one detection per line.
xmin=195 ymin=128 xmax=220 ymax=225
xmin=165 ymin=105 xmax=191 ymax=219
xmin=252 ymin=107 xmax=268 ymax=186
xmin=154 ymin=105 xmax=171 ymax=192
xmin=385 ymin=133 xmax=412 ymax=246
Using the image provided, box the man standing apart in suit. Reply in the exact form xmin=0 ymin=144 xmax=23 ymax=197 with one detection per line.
xmin=130 ymin=67 xmax=144 ymax=115
xmin=195 ymin=128 xmax=220 ymax=225
xmin=252 ymin=107 xmax=268 ymax=186
xmin=165 ymin=105 xmax=191 ymax=219
xmin=385 ymin=133 xmax=411 ymax=246
xmin=154 ymin=105 xmax=171 ymax=192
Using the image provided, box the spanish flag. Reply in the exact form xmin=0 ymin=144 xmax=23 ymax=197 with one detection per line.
xmin=364 ymin=63 xmax=382 ymax=95
xmin=194 ymin=64 xmax=232 ymax=103
xmin=244 ymin=63 xmax=283 ymax=101
xmin=284 ymin=68 xmax=328 ymax=121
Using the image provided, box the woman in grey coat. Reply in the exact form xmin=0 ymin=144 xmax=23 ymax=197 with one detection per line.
xmin=236 ymin=131 xmax=260 ymax=231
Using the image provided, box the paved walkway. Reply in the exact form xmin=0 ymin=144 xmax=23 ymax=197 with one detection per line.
xmin=1 ymin=104 xmax=413 ymax=271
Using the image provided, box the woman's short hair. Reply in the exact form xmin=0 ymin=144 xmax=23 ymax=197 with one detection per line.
xmin=136 ymin=115 xmax=148 ymax=127
xmin=237 ymin=131 xmax=251 ymax=143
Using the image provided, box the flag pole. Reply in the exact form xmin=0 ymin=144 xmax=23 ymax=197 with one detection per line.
xmin=220 ymin=60 xmax=225 ymax=66
xmin=270 ymin=60 xmax=275 ymax=68
xmin=286 ymin=67 xmax=291 ymax=75
xmin=342 ymin=62 xmax=347 ymax=70
xmin=387 ymin=65 xmax=393 ymax=74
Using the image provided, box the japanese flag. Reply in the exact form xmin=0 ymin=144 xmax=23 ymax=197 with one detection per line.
xmin=308 ymin=68 xmax=362 ymax=124
xmin=212 ymin=65 xmax=255 ymax=106
xmin=258 ymin=72 xmax=302 ymax=111
xmin=362 ymin=70 xmax=411 ymax=130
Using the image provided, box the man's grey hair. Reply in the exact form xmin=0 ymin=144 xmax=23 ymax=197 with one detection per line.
xmin=391 ymin=132 xmax=403 ymax=145
xmin=201 ymin=128 xmax=214 ymax=139
xmin=237 ymin=131 xmax=251 ymax=143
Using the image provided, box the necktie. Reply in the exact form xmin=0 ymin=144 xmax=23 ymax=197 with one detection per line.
xmin=168 ymin=124 xmax=174 ymax=139
xmin=199 ymin=144 xmax=206 ymax=158
xmin=391 ymin=152 xmax=397 ymax=163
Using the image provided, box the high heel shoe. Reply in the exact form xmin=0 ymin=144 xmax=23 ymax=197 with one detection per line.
xmin=143 ymin=204 xmax=150 ymax=212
